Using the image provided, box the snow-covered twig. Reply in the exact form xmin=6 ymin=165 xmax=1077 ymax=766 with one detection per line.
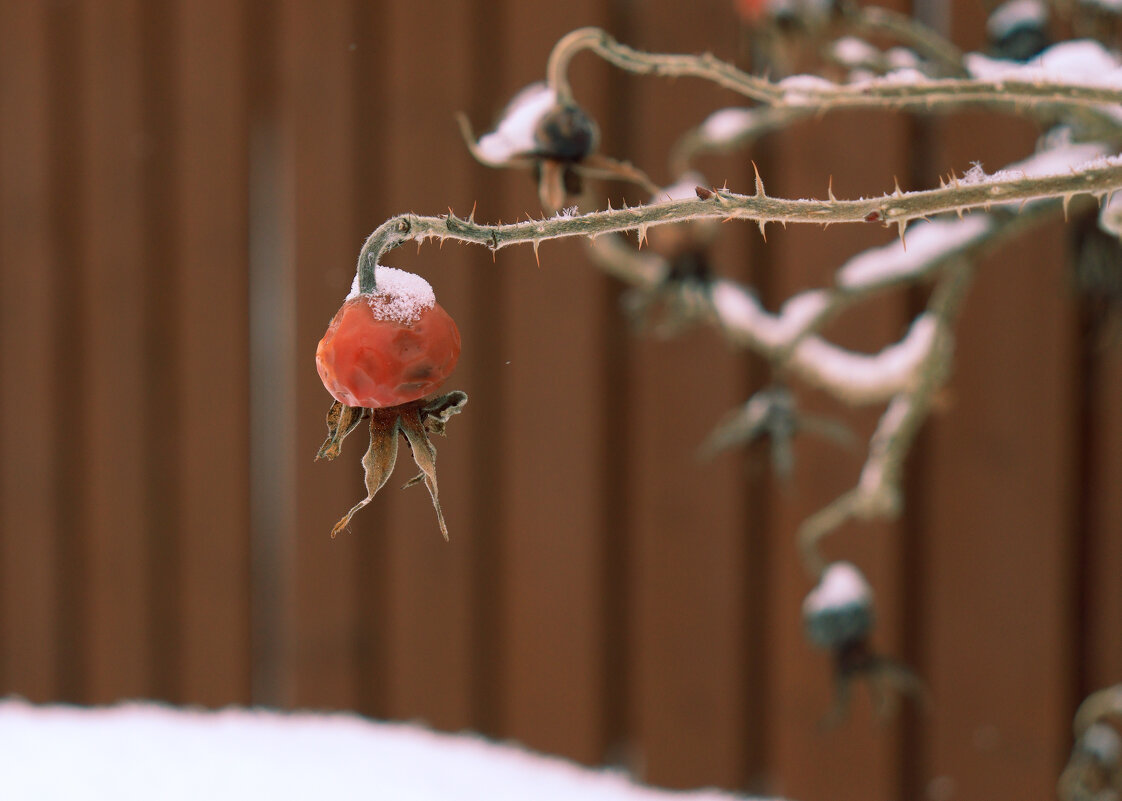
xmin=797 ymin=261 xmax=974 ymax=576
xmin=544 ymin=27 xmax=1122 ymax=117
xmin=838 ymin=3 xmax=967 ymax=77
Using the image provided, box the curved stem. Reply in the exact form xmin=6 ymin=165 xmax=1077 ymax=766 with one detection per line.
xmin=543 ymin=27 xmax=1122 ymax=115
xmin=841 ymin=4 xmax=967 ymax=77
xmin=357 ymin=157 xmax=1122 ymax=270
xmin=798 ymin=259 xmax=975 ymax=576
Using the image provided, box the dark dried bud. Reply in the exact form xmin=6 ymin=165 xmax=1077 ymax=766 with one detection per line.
xmin=803 ymin=562 xmax=874 ymax=649
xmin=988 ymin=0 xmax=1050 ymax=62
xmin=533 ymin=103 xmax=599 ymax=162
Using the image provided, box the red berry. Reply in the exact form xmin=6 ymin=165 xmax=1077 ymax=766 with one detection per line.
xmin=316 ymin=270 xmax=461 ymax=409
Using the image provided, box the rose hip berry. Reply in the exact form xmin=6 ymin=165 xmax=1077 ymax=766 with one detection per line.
xmin=316 ymin=268 xmax=461 ymax=409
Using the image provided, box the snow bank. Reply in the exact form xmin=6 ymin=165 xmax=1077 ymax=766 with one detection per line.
xmin=0 ymin=700 xmax=757 ymax=801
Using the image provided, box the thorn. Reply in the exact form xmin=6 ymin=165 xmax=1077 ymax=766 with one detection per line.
xmin=637 ymin=223 xmax=649 ymax=249
xmin=758 ymin=219 xmax=768 ymax=241
xmin=439 ymin=235 xmax=446 ymax=250
xmin=893 ymin=176 xmax=903 ymax=196
xmin=897 ymin=219 xmax=907 ymax=249
xmin=1062 ymin=193 xmax=1072 ymax=221
xmin=607 ymin=197 xmax=614 ymax=211
xmin=417 ymin=239 xmax=424 ymax=254
xmin=468 ymin=200 xmax=477 ymax=223
xmin=447 ymin=206 xmax=458 ymax=221
xmin=781 ymin=219 xmax=787 ymax=229
xmin=1018 ymin=198 xmax=1029 ymax=213
xmin=939 ymin=175 xmax=946 ymax=189
xmin=827 ymin=175 xmax=836 ymax=201
xmin=532 ymin=239 xmax=541 ymax=267
xmin=956 ymin=207 xmax=964 ymax=219
xmin=752 ymin=161 xmax=766 ymax=197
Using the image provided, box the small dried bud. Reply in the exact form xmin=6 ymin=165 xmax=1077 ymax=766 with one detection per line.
xmin=988 ymin=0 xmax=1050 ymax=62
xmin=533 ymin=103 xmax=599 ymax=162
xmin=803 ymin=562 xmax=874 ymax=649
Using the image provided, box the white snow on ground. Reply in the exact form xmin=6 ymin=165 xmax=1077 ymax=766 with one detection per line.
xmin=0 ymin=700 xmax=758 ymax=801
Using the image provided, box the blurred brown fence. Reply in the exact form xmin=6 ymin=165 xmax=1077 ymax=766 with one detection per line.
xmin=1 ymin=1 xmax=1120 ymax=800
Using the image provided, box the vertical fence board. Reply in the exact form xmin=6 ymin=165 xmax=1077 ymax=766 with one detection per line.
xmin=78 ymin=0 xmax=152 ymax=703
xmin=492 ymin=0 xmax=613 ymax=763
xmin=762 ymin=13 xmax=913 ymax=797
xmin=1086 ymin=349 xmax=1122 ymax=688
xmin=282 ymin=0 xmax=364 ymax=709
xmin=622 ymin=3 xmax=752 ymax=790
xmin=174 ymin=0 xmax=252 ymax=707
xmin=375 ymin=0 xmax=479 ymax=732
xmin=921 ymin=5 xmax=1078 ymax=799
xmin=0 ymin=0 xmax=60 ymax=703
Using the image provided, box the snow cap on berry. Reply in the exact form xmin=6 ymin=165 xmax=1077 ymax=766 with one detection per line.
xmin=346 ymin=266 xmax=436 ymax=325
xmin=803 ymin=561 xmax=874 ymax=649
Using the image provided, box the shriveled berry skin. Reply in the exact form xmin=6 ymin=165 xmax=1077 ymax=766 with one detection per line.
xmin=316 ymin=295 xmax=461 ymax=409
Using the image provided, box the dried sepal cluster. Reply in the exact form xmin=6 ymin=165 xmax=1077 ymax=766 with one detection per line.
xmin=316 ymin=392 xmax=468 ymax=540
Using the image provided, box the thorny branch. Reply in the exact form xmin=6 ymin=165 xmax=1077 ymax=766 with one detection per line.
xmin=544 ymin=26 xmax=1122 ymax=114
xmin=357 ymin=155 xmax=1122 ymax=288
xmin=353 ymin=10 xmax=1122 ymax=691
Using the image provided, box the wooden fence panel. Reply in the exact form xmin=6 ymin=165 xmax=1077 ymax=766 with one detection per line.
xmin=760 ymin=4 xmax=914 ymax=796
xmin=281 ymin=0 xmax=365 ymax=710
xmin=492 ymin=0 xmax=615 ymax=764
xmin=622 ymin=2 xmax=754 ymax=790
xmin=0 ymin=2 xmax=1118 ymax=798
xmin=377 ymin=0 xmax=480 ymax=733
xmin=0 ymin=0 xmax=60 ymax=703
xmin=1085 ymin=348 xmax=1122 ymax=689
xmin=78 ymin=0 xmax=153 ymax=704
xmin=173 ymin=0 xmax=252 ymax=707
xmin=921 ymin=4 xmax=1079 ymax=800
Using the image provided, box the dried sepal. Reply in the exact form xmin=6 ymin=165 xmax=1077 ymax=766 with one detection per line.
xmin=330 ymin=412 xmax=401 ymax=539
xmin=323 ymin=391 xmax=468 ymax=539
xmin=400 ymin=409 xmax=449 ymax=541
xmin=421 ymin=390 xmax=469 ymax=437
xmin=699 ymin=385 xmax=854 ymax=477
xmin=316 ymin=401 xmax=368 ymax=461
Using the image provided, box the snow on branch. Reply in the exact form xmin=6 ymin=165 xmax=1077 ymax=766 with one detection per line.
xmin=545 ymin=27 xmax=1122 ymax=117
